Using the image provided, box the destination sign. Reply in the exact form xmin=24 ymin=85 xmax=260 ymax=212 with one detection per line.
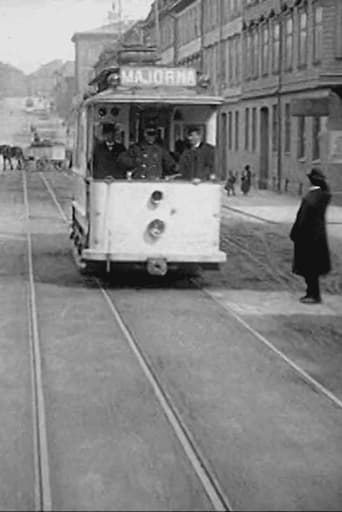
xmin=120 ymin=66 xmax=197 ymax=88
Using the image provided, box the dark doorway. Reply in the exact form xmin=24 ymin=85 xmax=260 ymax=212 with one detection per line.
xmin=259 ymin=107 xmax=269 ymax=189
xmin=220 ymin=113 xmax=228 ymax=180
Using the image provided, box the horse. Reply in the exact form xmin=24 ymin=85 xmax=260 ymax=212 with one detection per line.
xmin=10 ymin=146 xmax=24 ymax=170
xmin=0 ymin=145 xmax=13 ymax=170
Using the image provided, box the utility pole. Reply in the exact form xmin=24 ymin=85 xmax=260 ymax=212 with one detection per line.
xmin=276 ymin=5 xmax=284 ymax=193
xmin=108 ymin=0 xmax=123 ymax=37
xmin=218 ymin=0 xmax=224 ymax=96
xmin=118 ymin=0 xmax=123 ymax=37
xmin=200 ymin=0 xmax=205 ymax=72
xmin=154 ymin=0 xmax=161 ymax=55
xmin=168 ymin=12 xmax=178 ymax=65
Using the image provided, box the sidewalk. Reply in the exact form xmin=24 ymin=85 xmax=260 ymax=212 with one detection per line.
xmin=220 ymin=186 xmax=342 ymax=238
xmin=218 ymin=185 xmax=342 ymax=316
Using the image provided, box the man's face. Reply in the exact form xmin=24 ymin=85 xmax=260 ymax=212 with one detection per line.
xmin=104 ymin=131 xmax=115 ymax=143
xmin=188 ymin=130 xmax=202 ymax=147
xmin=144 ymin=130 xmax=157 ymax=145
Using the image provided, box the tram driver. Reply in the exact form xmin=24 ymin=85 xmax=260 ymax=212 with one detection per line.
xmin=92 ymin=123 xmax=126 ymax=179
xmin=118 ymin=122 xmax=176 ymax=179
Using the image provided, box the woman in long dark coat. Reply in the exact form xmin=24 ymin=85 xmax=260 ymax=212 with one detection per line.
xmin=290 ymin=168 xmax=331 ymax=304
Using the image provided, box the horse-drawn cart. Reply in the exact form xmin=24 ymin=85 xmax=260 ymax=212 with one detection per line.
xmin=25 ymin=140 xmax=67 ymax=170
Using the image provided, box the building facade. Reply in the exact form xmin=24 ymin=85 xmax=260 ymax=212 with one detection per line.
xmin=53 ymin=61 xmax=75 ymax=119
xmin=72 ymin=21 xmax=135 ymax=96
xmin=141 ymin=0 xmax=342 ymax=198
xmin=226 ymin=0 xmax=342 ymax=196
xmin=27 ymin=60 xmax=65 ymax=99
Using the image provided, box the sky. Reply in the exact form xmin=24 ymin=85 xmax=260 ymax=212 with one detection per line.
xmin=0 ymin=0 xmax=153 ymax=74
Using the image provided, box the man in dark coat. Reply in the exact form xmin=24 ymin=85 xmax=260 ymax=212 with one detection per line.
xmin=178 ymin=126 xmax=216 ymax=181
xmin=11 ymin=146 xmax=24 ymax=170
xmin=290 ymin=168 xmax=331 ymax=304
xmin=118 ymin=125 xmax=176 ymax=179
xmin=241 ymin=164 xmax=252 ymax=195
xmin=93 ymin=123 xmax=126 ymax=179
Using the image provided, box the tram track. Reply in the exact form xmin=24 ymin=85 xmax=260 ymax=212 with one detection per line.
xmin=23 ymin=168 xmax=220 ymax=511
xmin=23 ymin=169 xmax=226 ymax=510
xmin=222 ymin=203 xmax=279 ymax=225
xmin=41 ymin=171 xmax=342 ymax=414
xmin=22 ymin=171 xmax=52 ymax=511
xmin=37 ymin=171 xmax=342 ymax=510
xmin=39 ymin=172 xmax=232 ymax=511
xmin=221 ymin=205 xmax=299 ymax=290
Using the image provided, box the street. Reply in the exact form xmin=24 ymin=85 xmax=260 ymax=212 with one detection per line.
xmin=1 ymin=0 xmax=342 ymax=507
xmin=0 ymin=98 xmax=341 ymax=511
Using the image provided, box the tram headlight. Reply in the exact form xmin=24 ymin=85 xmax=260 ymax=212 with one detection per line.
xmin=151 ymin=190 xmax=163 ymax=206
xmin=147 ymin=219 xmax=166 ymax=239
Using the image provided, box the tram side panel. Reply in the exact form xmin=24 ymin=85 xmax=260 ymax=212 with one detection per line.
xmin=71 ymin=171 xmax=88 ymax=232
xmin=83 ymin=182 xmax=225 ymax=265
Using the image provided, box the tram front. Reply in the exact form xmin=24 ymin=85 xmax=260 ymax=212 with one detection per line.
xmin=70 ymin=61 xmax=226 ymax=275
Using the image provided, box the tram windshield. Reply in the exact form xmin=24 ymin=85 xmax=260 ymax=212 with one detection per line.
xmin=89 ymin=102 xmax=218 ymax=182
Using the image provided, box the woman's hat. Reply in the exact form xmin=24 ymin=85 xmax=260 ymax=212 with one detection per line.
xmin=144 ymin=128 xmax=157 ymax=136
xmin=307 ymin=168 xmax=326 ymax=181
xmin=102 ymin=123 xmax=116 ymax=134
xmin=187 ymin=125 xmax=201 ymax=135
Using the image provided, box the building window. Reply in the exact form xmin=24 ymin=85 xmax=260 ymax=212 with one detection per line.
xmin=312 ymin=117 xmax=321 ymax=161
xmin=272 ymin=105 xmax=278 ymax=152
xmin=245 ymin=108 xmax=250 ymax=150
xmin=235 ymin=111 xmax=239 ymax=151
xmin=228 ymin=111 xmax=233 ymax=150
xmin=229 ymin=38 xmax=235 ymax=85
xmin=252 ymin=28 xmax=259 ymax=78
xmin=285 ymin=103 xmax=291 ymax=154
xmin=246 ymin=31 xmax=252 ymax=80
xmin=272 ymin=21 xmax=280 ymax=73
xmin=313 ymin=5 xmax=323 ymax=63
xmin=212 ymin=44 xmax=219 ymax=91
xmin=261 ymin=23 xmax=269 ymax=75
xmin=223 ymin=39 xmax=228 ymax=86
xmin=252 ymin=107 xmax=257 ymax=152
xmin=235 ymin=37 xmax=241 ymax=84
xmin=285 ymin=16 xmax=293 ymax=70
xmin=298 ymin=10 xmax=308 ymax=67
xmin=297 ymin=117 xmax=306 ymax=159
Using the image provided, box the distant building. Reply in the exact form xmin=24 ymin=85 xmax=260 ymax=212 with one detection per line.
xmin=0 ymin=62 xmax=28 ymax=97
xmin=72 ymin=20 xmax=135 ymax=95
xmin=53 ymin=61 xmax=75 ymax=122
xmin=27 ymin=60 xmax=64 ymax=98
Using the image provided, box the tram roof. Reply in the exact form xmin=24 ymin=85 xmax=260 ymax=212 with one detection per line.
xmin=84 ymin=87 xmax=224 ymax=106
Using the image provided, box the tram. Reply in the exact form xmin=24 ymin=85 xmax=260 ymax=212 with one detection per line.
xmin=70 ymin=46 xmax=226 ymax=276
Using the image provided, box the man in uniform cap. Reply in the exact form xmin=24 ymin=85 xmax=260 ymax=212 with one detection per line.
xmin=290 ymin=167 xmax=332 ymax=304
xmin=118 ymin=121 xmax=176 ymax=179
xmin=92 ymin=123 xmax=126 ymax=179
xmin=178 ymin=125 xmax=216 ymax=181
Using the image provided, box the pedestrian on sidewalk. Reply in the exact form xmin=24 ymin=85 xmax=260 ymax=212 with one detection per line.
xmin=290 ymin=168 xmax=331 ymax=304
xmin=224 ymin=170 xmax=237 ymax=196
xmin=241 ymin=165 xmax=251 ymax=195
